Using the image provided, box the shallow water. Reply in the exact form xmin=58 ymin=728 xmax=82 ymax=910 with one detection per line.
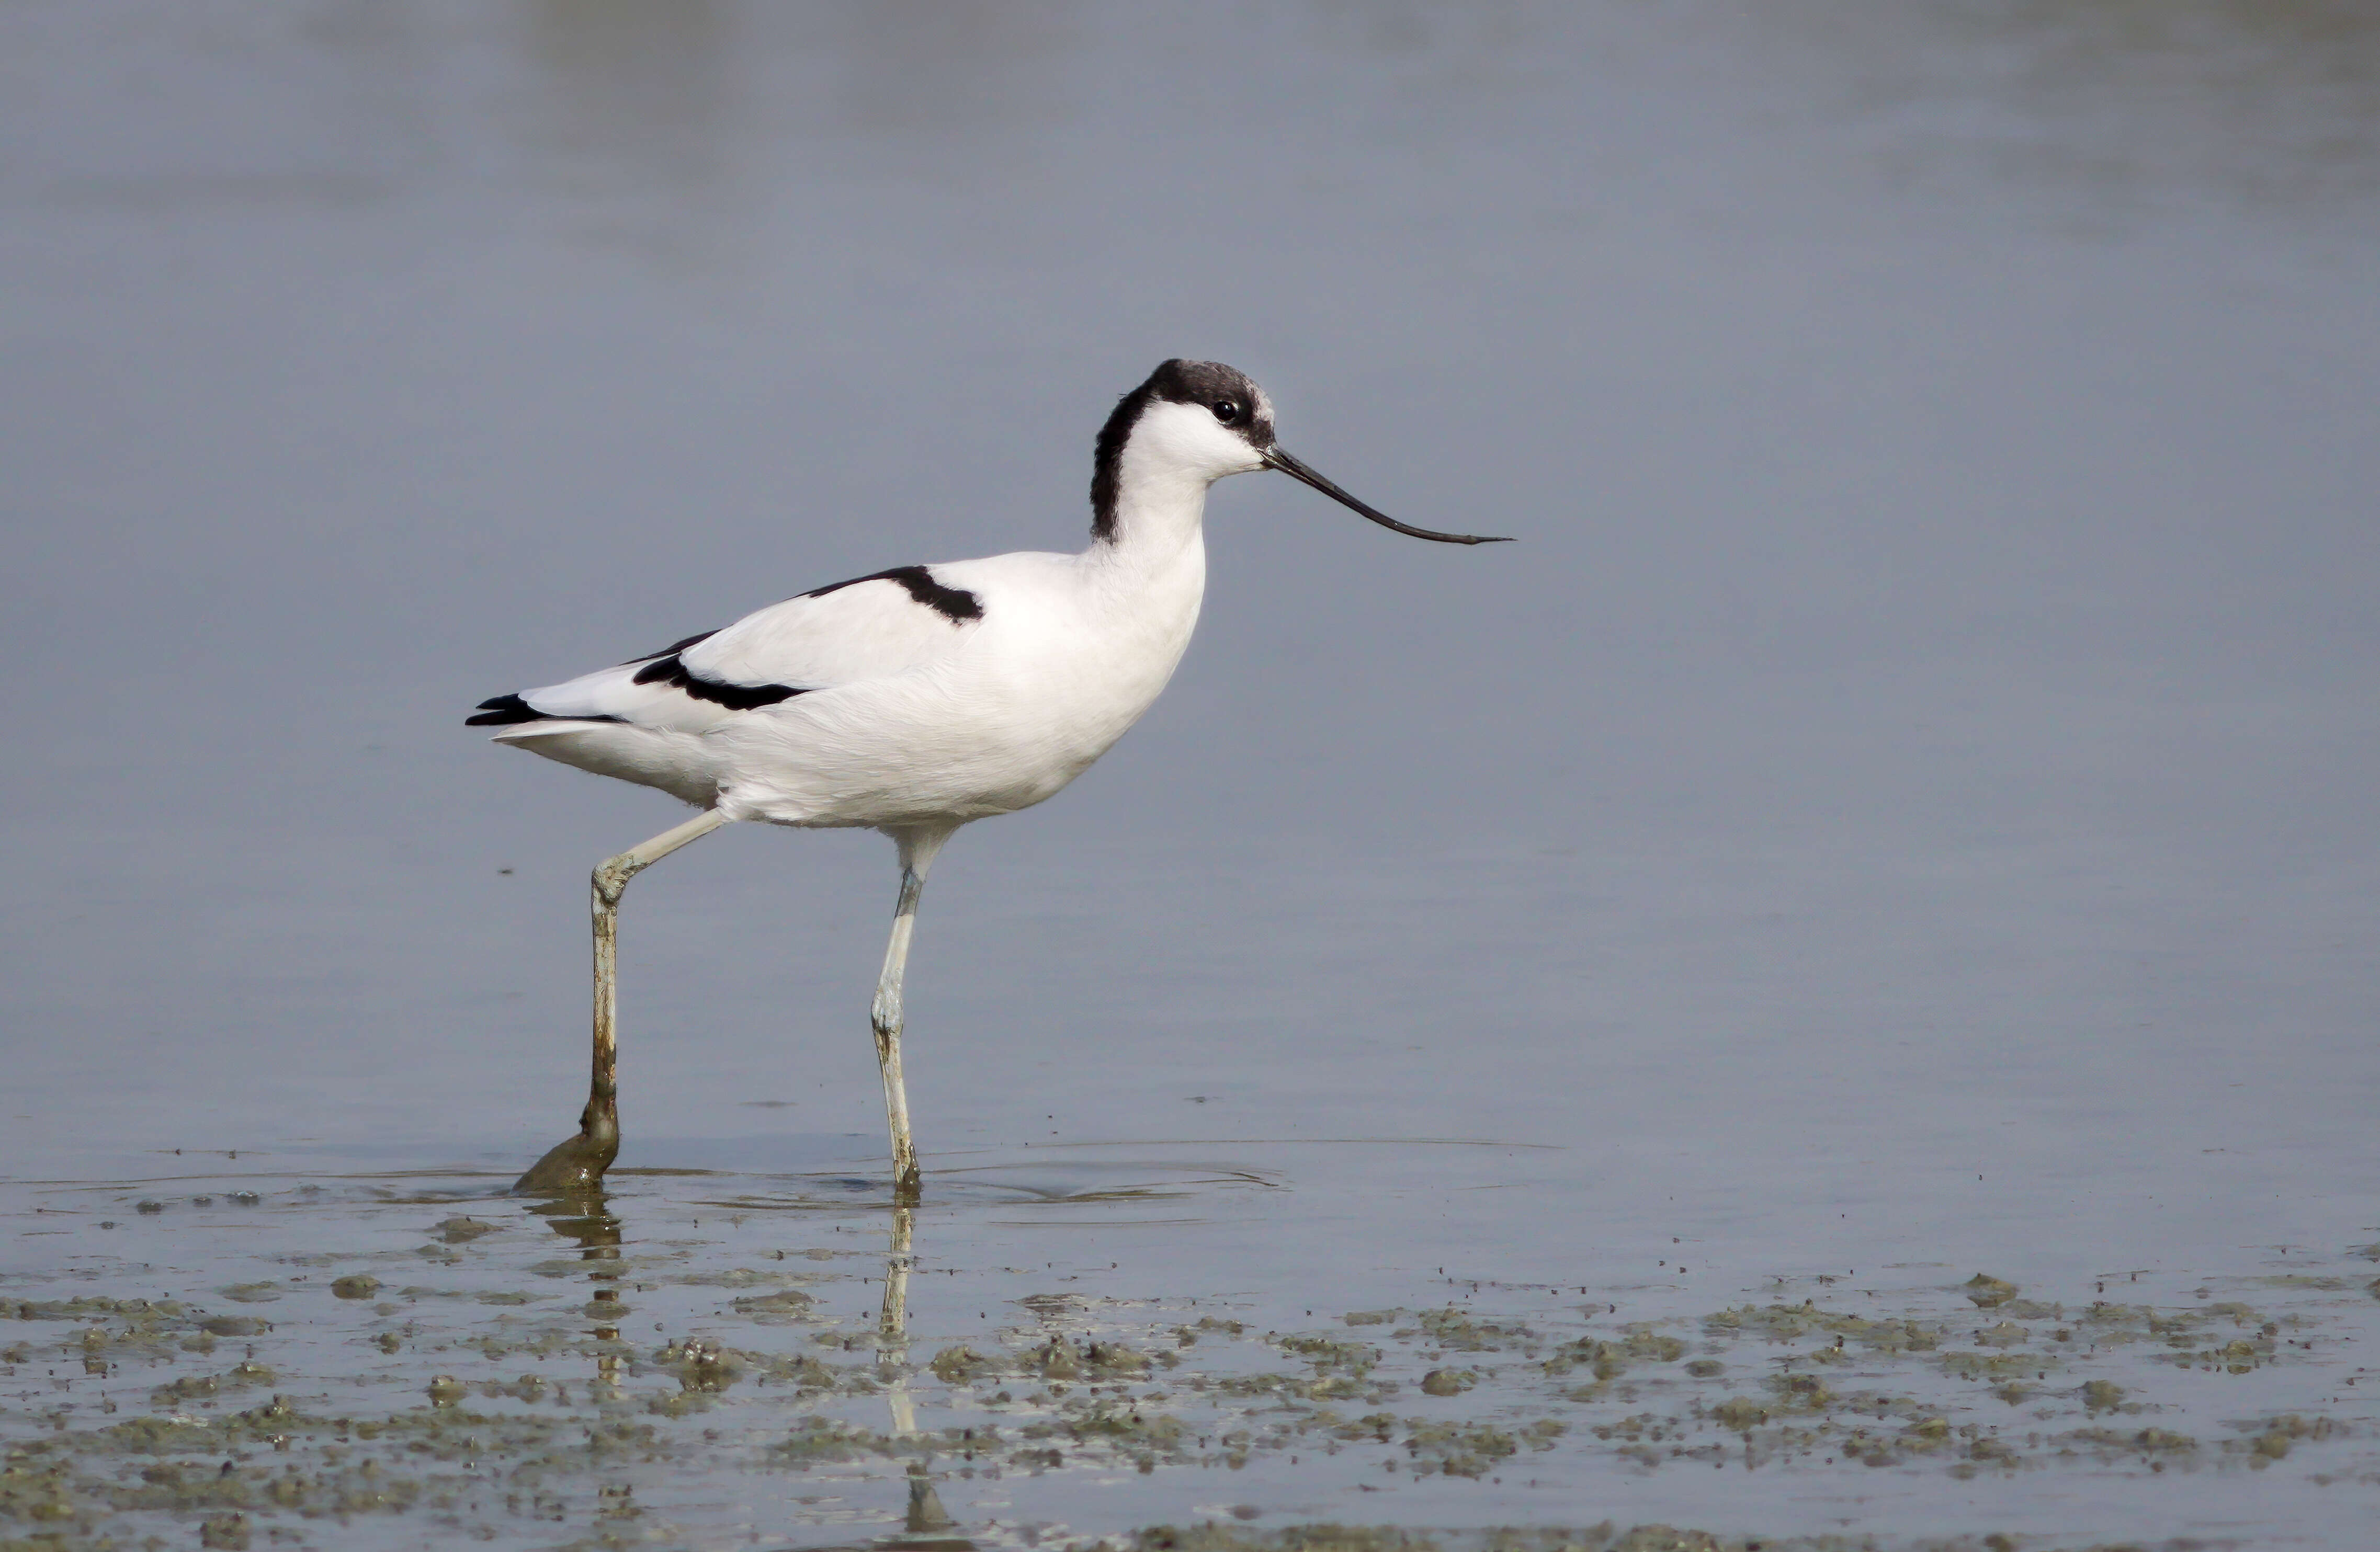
xmin=7 ymin=1148 xmax=2379 ymax=1549
xmin=6 ymin=4 xmax=2380 ymax=1547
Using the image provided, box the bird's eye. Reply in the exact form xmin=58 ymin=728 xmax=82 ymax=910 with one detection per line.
xmin=1211 ymin=400 xmax=1242 ymax=424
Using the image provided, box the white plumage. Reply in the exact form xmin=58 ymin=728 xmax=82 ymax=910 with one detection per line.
xmin=470 ymin=360 xmax=1506 ymax=1200
xmin=488 ymin=546 xmax=1195 ymax=824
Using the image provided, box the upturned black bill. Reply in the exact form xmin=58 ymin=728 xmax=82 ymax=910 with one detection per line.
xmin=1262 ymin=448 xmax=1513 ymax=545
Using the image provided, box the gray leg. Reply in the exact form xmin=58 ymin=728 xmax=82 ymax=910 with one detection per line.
xmin=871 ymin=825 xmax=957 ymax=1203
xmin=515 ymin=808 xmax=730 ymax=1195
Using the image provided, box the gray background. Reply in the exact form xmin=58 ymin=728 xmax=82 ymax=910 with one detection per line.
xmin=4 ymin=1 xmax=2376 ymax=1307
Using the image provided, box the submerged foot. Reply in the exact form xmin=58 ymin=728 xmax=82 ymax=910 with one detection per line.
xmin=513 ymin=1109 xmax=619 ymax=1196
xmin=512 ymin=1134 xmax=613 ymax=1195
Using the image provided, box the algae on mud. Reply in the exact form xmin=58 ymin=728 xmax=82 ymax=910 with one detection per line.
xmin=4 ymin=1163 xmax=2378 ymax=1551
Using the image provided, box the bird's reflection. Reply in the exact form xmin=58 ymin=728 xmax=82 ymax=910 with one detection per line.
xmin=528 ymin=1190 xmax=632 ymax=1400
xmin=877 ymin=1204 xmax=961 ymax=1539
xmin=526 ymin=1188 xmax=967 ymax=1544
xmin=880 ymin=1200 xmax=961 ymax=1542
xmin=879 ymin=1203 xmax=914 ymax=1364
xmin=899 ymin=1459 xmax=960 ymax=1539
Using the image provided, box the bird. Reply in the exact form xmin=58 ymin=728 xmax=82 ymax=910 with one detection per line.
xmin=468 ymin=358 xmax=1509 ymax=1200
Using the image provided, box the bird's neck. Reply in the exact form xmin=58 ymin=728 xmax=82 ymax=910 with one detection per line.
xmin=1087 ymin=458 xmax=1211 ymax=578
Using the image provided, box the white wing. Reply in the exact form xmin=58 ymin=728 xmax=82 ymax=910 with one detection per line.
xmin=469 ymin=564 xmax=987 ymax=737
xmin=683 ymin=565 xmax=983 ymax=691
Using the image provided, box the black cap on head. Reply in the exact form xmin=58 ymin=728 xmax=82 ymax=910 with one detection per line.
xmin=1089 ymin=359 xmax=1514 ymax=547
xmin=1090 ymin=359 xmax=1272 ymax=540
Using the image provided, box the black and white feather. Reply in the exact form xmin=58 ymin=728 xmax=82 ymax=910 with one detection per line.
xmin=468 ymin=358 xmax=1503 ymax=827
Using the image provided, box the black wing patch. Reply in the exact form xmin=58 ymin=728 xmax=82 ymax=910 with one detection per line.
xmin=465 ymin=693 xmax=625 ymax=727
xmin=468 ymin=571 xmax=970 ymax=729
xmin=630 ymin=653 xmax=808 ymax=710
xmin=802 ymin=564 xmax=983 ymax=623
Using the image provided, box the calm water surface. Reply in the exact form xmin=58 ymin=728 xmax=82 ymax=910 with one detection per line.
xmin=4 ymin=5 xmax=2378 ymax=1547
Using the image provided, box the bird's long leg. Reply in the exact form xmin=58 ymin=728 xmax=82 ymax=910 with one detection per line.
xmin=514 ymin=807 xmax=731 ymax=1195
xmin=872 ymin=825 xmax=957 ymax=1204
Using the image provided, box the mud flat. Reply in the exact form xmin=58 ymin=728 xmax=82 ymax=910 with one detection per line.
xmin=5 ymin=1151 xmax=2376 ymax=1551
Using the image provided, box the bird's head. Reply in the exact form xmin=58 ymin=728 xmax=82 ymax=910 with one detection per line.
xmin=1091 ymin=358 xmax=1511 ymax=545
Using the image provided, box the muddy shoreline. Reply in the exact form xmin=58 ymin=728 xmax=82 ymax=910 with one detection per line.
xmin=7 ymin=1158 xmax=2374 ymax=1550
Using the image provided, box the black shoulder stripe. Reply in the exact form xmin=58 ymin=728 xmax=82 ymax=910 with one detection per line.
xmin=620 ymin=628 xmax=718 ymax=667
xmin=466 ymin=693 xmax=625 ymax=727
xmin=630 ymin=653 xmax=808 ymax=711
xmin=802 ymin=564 xmax=983 ymax=623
